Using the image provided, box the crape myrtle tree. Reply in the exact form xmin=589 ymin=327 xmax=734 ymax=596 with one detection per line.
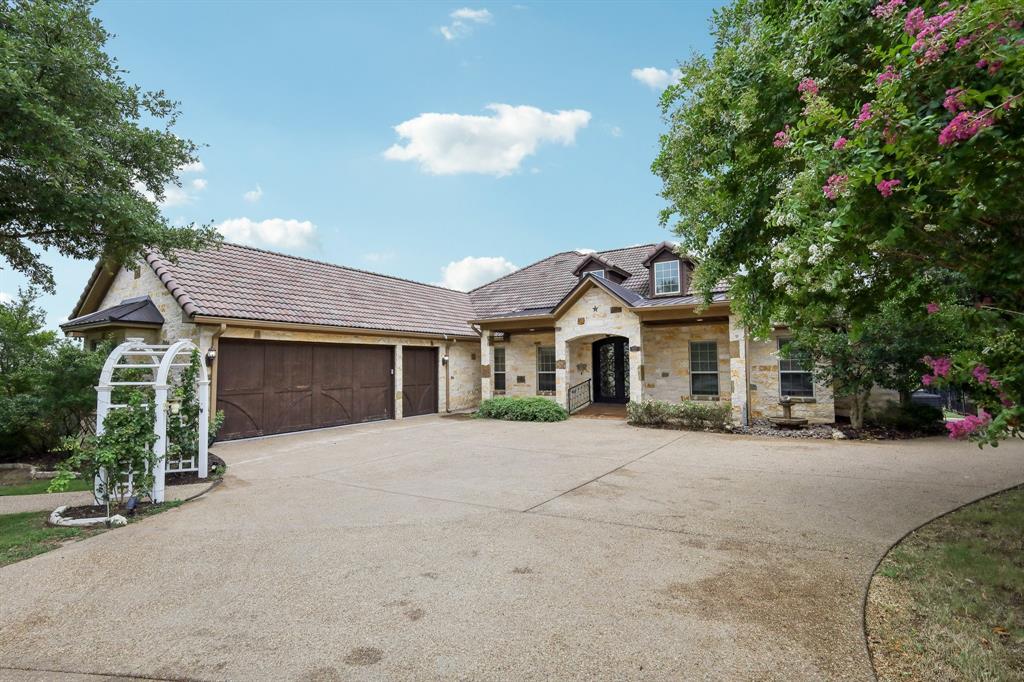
xmin=655 ymin=0 xmax=1022 ymax=443
xmin=0 ymin=0 xmax=219 ymax=291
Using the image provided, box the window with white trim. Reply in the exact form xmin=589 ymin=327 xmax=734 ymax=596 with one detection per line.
xmin=653 ymin=260 xmax=681 ymax=295
xmin=778 ymin=338 xmax=814 ymax=397
xmin=537 ymin=346 xmax=556 ymax=393
xmin=493 ymin=346 xmax=506 ymax=392
xmin=689 ymin=341 xmax=719 ymax=396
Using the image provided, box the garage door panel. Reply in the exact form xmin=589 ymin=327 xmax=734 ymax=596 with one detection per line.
xmin=403 ymin=347 xmax=437 ymax=417
xmin=217 ymin=340 xmax=393 ymax=440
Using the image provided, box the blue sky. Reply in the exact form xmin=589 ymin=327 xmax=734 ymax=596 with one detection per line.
xmin=1 ymin=1 xmax=724 ymax=328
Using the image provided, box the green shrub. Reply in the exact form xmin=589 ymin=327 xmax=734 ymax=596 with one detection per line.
xmin=872 ymin=401 xmax=944 ymax=433
xmin=626 ymin=399 xmax=675 ymax=426
xmin=477 ymin=397 xmax=568 ymax=422
xmin=627 ymin=399 xmax=732 ymax=432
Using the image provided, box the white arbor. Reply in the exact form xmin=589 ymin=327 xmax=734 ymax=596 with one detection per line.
xmin=95 ymin=338 xmax=210 ymax=503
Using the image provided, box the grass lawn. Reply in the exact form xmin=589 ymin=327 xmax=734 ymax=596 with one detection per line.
xmin=0 ymin=500 xmax=184 ymax=568
xmin=867 ymin=486 xmax=1024 ymax=681
xmin=0 ymin=477 xmax=91 ymax=497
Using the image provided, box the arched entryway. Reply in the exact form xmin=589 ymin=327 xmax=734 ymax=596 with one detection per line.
xmin=592 ymin=336 xmax=630 ymax=403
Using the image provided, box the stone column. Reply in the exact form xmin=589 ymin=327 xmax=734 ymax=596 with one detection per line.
xmin=479 ymin=331 xmax=492 ymax=401
xmin=628 ymin=322 xmax=644 ymax=404
xmin=728 ymin=315 xmax=749 ymax=425
xmin=555 ymin=338 xmax=568 ymax=408
xmin=394 ymin=344 xmax=404 ymax=419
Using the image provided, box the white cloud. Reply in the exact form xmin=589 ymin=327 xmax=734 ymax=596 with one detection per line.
xmin=243 ymin=184 xmax=264 ymax=203
xmin=0 ymin=291 xmax=13 ymax=304
xmin=437 ymin=256 xmax=517 ymax=291
xmin=441 ymin=7 xmax=492 ymax=40
xmin=363 ymin=251 xmax=396 ymax=263
xmin=385 ymin=103 xmax=591 ymax=176
xmin=158 ymin=184 xmax=192 ymax=207
xmin=631 ymin=66 xmax=681 ymax=91
xmin=191 ymin=178 xmax=208 ymax=191
xmin=574 ymin=248 xmax=596 ymax=255
xmin=216 ymin=217 xmax=317 ymax=250
xmin=610 ymin=125 xmax=623 ymax=138
xmin=178 ymin=160 xmax=206 ymax=173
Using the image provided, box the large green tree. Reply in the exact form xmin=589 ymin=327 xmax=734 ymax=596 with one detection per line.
xmin=656 ymin=0 xmax=1023 ymax=443
xmin=0 ymin=0 xmax=218 ymax=290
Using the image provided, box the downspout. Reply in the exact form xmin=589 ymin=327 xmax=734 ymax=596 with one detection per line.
xmin=443 ymin=334 xmax=451 ymax=413
xmin=744 ymin=332 xmax=752 ymax=427
xmin=208 ymin=323 xmax=227 ymax=424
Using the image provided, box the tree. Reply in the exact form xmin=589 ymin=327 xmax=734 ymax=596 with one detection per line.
xmin=0 ymin=0 xmax=219 ymax=291
xmin=655 ymin=0 xmax=1023 ymax=443
xmin=0 ymin=288 xmax=107 ymax=459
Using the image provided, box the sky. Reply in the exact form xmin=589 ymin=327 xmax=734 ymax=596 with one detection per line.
xmin=0 ymin=0 xmax=725 ymax=329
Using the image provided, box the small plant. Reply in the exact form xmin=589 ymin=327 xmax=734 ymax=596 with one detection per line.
xmin=477 ymin=397 xmax=568 ymax=422
xmin=167 ymin=350 xmax=225 ymax=463
xmin=627 ymin=399 xmax=732 ymax=432
xmin=49 ymin=392 xmax=158 ymax=510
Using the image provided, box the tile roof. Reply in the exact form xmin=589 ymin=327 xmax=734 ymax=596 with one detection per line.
xmin=146 ymin=243 xmax=479 ymax=338
xmin=470 ymin=243 xmax=727 ymax=319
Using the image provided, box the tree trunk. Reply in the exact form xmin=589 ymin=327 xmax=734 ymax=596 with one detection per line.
xmin=899 ymin=389 xmax=912 ymax=405
xmin=849 ymin=389 xmax=870 ymax=429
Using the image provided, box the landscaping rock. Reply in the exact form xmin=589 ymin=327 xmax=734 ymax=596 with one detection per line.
xmin=109 ymin=515 xmax=128 ymax=527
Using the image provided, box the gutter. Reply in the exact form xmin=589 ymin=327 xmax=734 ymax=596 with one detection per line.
xmin=191 ymin=315 xmax=478 ymax=341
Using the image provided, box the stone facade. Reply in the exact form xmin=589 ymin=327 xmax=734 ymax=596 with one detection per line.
xmin=640 ymin=322 xmax=731 ymax=404
xmin=485 ymin=331 xmax=558 ymax=400
xmin=747 ymin=332 xmax=835 ymax=424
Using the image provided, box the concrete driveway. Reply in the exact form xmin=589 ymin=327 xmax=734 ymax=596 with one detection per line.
xmin=1 ymin=416 xmax=1022 ymax=681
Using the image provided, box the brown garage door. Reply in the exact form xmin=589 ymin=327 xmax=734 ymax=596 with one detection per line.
xmin=217 ymin=339 xmax=393 ymax=440
xmin=402 ymin=347 xmax=438 ymax=417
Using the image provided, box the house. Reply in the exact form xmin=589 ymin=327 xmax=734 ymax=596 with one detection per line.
xmin=62 ymin=242 xmax=835 ymax=439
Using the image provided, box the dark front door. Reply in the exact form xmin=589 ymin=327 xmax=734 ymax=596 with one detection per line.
xmin=217 ymin=339 xmax=394 ymax=440
xmin=402 ymin=347 xmax=438 ymax=417
xmin=592 ymin=337 xmax=629 ymax=403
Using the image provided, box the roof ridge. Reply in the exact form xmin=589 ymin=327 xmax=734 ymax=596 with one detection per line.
xmin=596 ymin=242 xmax=660 ymax=255
xmin=467 ymin=249 xmax=580 ymax=294
xmin=207 ymin=242 xmax=471 ymax=296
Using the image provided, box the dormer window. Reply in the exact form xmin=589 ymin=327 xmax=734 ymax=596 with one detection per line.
xmin=582 ymin=269 xmax=605 ymax=279
xmin=653 ymin=260 xmax=681 ymax=295
xmin=572 ymin=255 xmax=629 ymax=284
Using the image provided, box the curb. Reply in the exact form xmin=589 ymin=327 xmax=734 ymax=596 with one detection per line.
xmin=860 ymin=481 xmax=1024 ymax=681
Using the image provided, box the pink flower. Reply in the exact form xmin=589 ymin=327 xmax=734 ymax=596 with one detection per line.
xmin=773 ymin=125 xmax=792 ymax=148
xmin=954 ymin=34 xmax=975 ymax=50
xmin=921 ymin=374 xmax=934 ymax=386
xmin=976 ymin=59 xmax=988 ymax=69
xmin=853 ymin=102 xmax=873 ymax=130
xmin=798 ymin=78 xmax=819 ymax=98
xmin=943 ymin=87 xmax=965 ymax=113
xmin=987 ymin=61 xmax=1003 ymax=75
xmin=904 ymin=6 xmax=926 ymax=34
xmin=875 ymin=65 xmax=900 ymax=86
xmin=822 ymin=174 xmax=849 ymax=200
xmin=938 ymin=110 xmax=994 ymax=146
xmin=872 ymin=0 xmax=905 ymax=19
xmin=972 ymin=364 xmax=990 ymax=383
xmin=945 ymin=410 xmax=991 ymax=439
xmin=923 ymin=355 xmax=952 ymax=378
xmin=926 ymin=302 xmax=941 ymax=314
xmin=833 ymin=136 xmax=848 ymax=150
xmin=876 ymin=178 xmax=902 ymax=197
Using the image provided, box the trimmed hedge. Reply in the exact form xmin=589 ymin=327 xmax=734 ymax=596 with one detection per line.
xmin=626 ymin=399 xmax=732 ymax=432
xmin=477 ymin=397 xmax=568 ymax=422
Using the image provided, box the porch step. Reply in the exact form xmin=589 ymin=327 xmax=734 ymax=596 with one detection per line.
xmin=571 ymin=403 xmax=627 ymax=420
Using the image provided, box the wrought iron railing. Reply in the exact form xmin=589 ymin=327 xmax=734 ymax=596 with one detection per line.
xmin=568 ymin=378 xmax=592 ymax=414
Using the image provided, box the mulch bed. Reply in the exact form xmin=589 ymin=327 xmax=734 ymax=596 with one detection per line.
xmin=165 ymin=453 xmax=225 ymax=486
xmin=59 ymin=501 xmax=167 ymax=520
xmin=735 ymin=418 xmax=945 ymax=440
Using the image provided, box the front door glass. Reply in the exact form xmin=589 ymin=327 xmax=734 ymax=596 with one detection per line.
xmin=599 ymin=343 xmax=616 ymax=399
xmin=594 ymin=338 xmax=629 ymax=403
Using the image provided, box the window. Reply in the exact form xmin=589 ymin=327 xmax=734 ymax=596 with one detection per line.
xmin=582 ymin=269 xmax=605 ymax=279
xmin=537 ymin=346 xmax=556 ymax=393
xmin=778 ymin=338 xmax=814 ymax=397
xmin=493 ymin=347 xmax=506 ymax=392
xmin=653 ymin=260 xmax=681 ymax=295
xmin=689 ymin=341 xmax=719 ymax=396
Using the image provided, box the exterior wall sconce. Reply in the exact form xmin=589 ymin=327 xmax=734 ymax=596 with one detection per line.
xmin=205 ymin=349 xmax=217 ymax=366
